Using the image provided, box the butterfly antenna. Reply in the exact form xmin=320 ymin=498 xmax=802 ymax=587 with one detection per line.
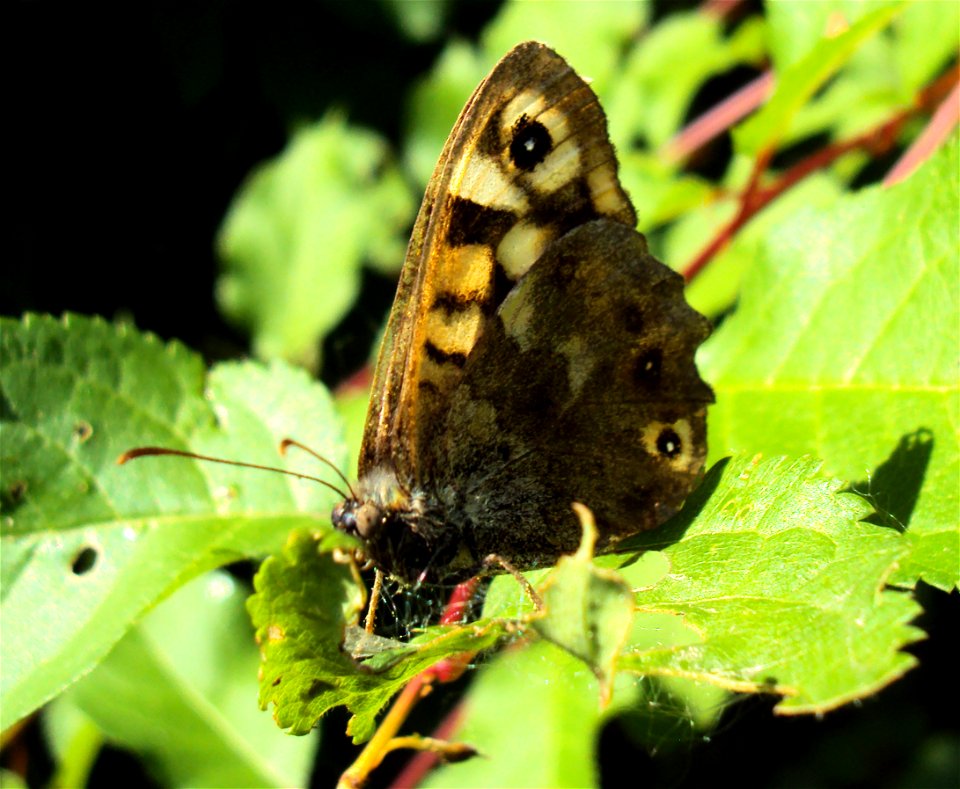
xmin=117 ymin=446 xmax=349 ymax=500
xmin=279 ymin=438 xmax=358 ymax=499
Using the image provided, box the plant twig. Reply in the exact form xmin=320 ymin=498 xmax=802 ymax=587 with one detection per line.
xmin=337 ymin=578 xmax=480 ymax=788
xmin=885 ymin=74 xmax=960 ymax=186
xmin=681 ymin=65 xmax=959 ymax=281
xmin=387 ymin=704 xmax=467 ymax=789
xmin=662 ymin=71 xmax=774 ymax=164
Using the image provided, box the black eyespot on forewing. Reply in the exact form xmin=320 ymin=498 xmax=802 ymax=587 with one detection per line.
xmin=656 ymin=428 xmax=682 ymax=458
xmin=510 ymin=116 xmax=552 ymax=171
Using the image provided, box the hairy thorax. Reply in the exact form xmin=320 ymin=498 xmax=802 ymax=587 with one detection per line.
xmin=332 ymin=467 xmax=479 ymax=585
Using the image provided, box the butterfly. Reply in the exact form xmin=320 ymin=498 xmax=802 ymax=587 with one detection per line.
xmin=332 ymin=41 xmax=713 ymax=585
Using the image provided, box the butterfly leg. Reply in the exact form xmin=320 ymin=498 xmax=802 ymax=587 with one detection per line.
xmin=363 ymin=568 xmax=385 ymax=633
xmin=482 ymin=554 xmax=544 ymax=611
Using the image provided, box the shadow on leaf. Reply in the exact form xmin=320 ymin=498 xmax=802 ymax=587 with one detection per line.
xmin=613 ymin=456 xmax=730 ymax=559
xmin=846 ymin=428 xmax=933 ymax=532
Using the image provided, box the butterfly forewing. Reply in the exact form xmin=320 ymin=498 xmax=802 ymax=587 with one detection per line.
xmin=360 ymin=42 xmax=636 ymax=482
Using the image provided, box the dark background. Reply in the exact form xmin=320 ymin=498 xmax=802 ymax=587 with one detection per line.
xmin=9 ymin=3 xmax=443 ymax=375
xmin=6 ymin=3 xmax=958 ymax=787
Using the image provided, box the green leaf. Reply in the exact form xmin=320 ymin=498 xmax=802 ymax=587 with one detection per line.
xmin=701 ymin=136 xmax=960 ymax=590
xmin=423 ymin=640 xmax=604 ymax=789
xmin=764 ymin=0 xmax=899 ymax=69
xmin=532 ymin=506 xmax=634 ymax=701
xmin=735 ymin=2 xmax=904 ymax=156
xmin=671 ymin=167 xmax=843 ymax=316
xmin=247 ymin=529 xmax=508 ymax=742
xmin=473 ymin=455 xmax=921 ymax=762
xmin=606 ymin=12 xmax=766 ymax=150
xmin=618 ymin=455 xmax=923 ymax=713
xmin=217 ymin=114 xmax=415 ymax=369
xmin=55 ymin=571 xmax=318 ymax=788
xmin=765 ymin=2 xmax=956 ymax=148
xmin=42 ymin=700 xmax=103 ymax=789
xmin=382 ymin=0 xmax=453 ymax=42
xmin=245 ymin=529 xmax=364 ymax=736
xmin=423 ymin=639 xmax=719 ymax=787
xmin=403 ymin=42 xmax=490 ymax=189
xmin=0 ymin=770 xmax=27 ymax=789
xmin=0 ymin=314 xmax=343 ymax=729
xmin=334 ymin=385 xmax=371 ymax=496
xmin=482 ymin=0 xmax=647 ymax=95
xmin=483 ymin=568 xmax=550 ymax=621
xmin=764 ymin=0 xmax=957 ymax=93
xmin=893 ymin=0 xmax=960 ymax=92
xmin=619 ymin=150 xmax=714 ymax=233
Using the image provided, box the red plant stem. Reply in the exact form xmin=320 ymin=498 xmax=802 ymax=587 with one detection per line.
xmin=339 ymin=673 xmax=428 ymax=789
xmin=338 ymin=578 xmax=482 ymax=788
xmin=701 ymin=0 xmax=746 ymax=20
xmin=439 ymin=578 xmax=478 ymax=625
xmin=335 ymin=363 xmax=373 ymax=395
xmin=427 ymin=577 xmax=480 ymax=684
xmin=387 ymin=704 xmax=466 ymax=789
xmin=378 ymin=577 xmax=480 ymax=787
xmin=681 ymin=65 xmax=959 ymax=282
xmin=663 ymin=71 xmax=774 ymax=164
xmin=884 ymin=79 xmax=960 ymax=186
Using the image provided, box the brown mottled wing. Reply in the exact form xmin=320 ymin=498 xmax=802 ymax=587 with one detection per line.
xmin=426 ymin=220 xmax=714 ymax=567
xmin=359 ymin=42 xmax=636 ymax=482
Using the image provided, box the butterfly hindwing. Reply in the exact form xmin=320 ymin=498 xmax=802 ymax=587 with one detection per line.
xmin=422 ymin=220 xmax=713 ymax=575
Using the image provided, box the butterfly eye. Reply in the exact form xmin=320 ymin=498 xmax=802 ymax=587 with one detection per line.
xmin=353 ymin=503 xmax=383 ymax=539
xmin=510 ymin=117 xmax=552 ymax=170
xmin=332 ymin=501 xmax=380 ymax=538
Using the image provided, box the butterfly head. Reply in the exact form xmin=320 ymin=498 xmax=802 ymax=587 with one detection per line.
xmin=332 ymin=467 xmax=412 ymax=538
xmin=331 ymin=468 xmax=460 ymax=584
xmin=331 ymin=498 xmax=382 ymax=541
